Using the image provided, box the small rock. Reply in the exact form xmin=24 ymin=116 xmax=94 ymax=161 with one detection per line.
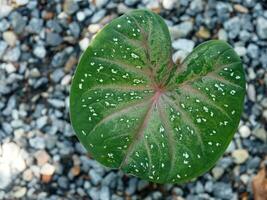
xmin=89 ymin=169 xmax=102 ymax=185
xmin=10 ymin=12 xmax=26 ymax=34
xmin=99 ymin=186 xmax=110 ymax=200
xmin=213 ymin=182 xmax=233 ymax=199
xmin=247 ymin=84 xmax=256 ymax=102
xmin=94 ymin=0 xmax=109 ymax=8
xmin=0 ymin=5 xmax=13 ymax=19
xmin=234 ymin=46 xmax=246 ymax=57
xmin=88 ymin=187 xmax=100 ymax=200
xmin=0 ymin=163 xmax=12 ymax=189
xmin=36 ymin=116 xmax=48 ymax=129
xmin=58 ymin=176 xmax=69 ymax=189
xmin=46 ymin=32 xmax=63 ymax=46
xmin=0 ymin=41 xmax=8 ymax=58
xmin=125 ymin=0 xmax=139 ymax=6
xmin=27 ymin=18 xmax=43 ymax=33
xmin=22 ymin=169 xmax=33 ymax=182
xmin=172 ymin=39 xmax=195 ymax=52
xmin=40 ymin=163 xmax=55 ymax=182
xmin=257 ymin=17 xmax=267 ymax=39
xmin=126 ymin=178 xmax=138 ymax=195
xmin=3 ymin=31 xmax=17 ymax=47
xmin=218 ymin=29 xmax=227 ymax=41
xmin=234 ymin=4 xmax=249 ymax=13
xmin=169 ymin=21 xmax=193 ymax=39
xmin=69 ymin=22 xmax=80 ymax=38
xmin=76 ymin=11 xmax=86 ymax=22
xmin=247 ymin=43 xmax=259 ymax=59
xmin=4 ymin=63 xmax=16 ymax=74
xmin=224 ymin=17 xmax=241 ymax=39
xmin=196 ymin=27 xmax=210 ymax=39
xmin=232 ymin=149 xmax=249 ymax=164
xmin=50 ymin=68 xmax=65 ymax=83
xmin=15 ymin=0 xmax=29 ymax=6
xmin=33 ymin=45 xmax=46 ymax=58
xmin=70 ymin=165 xmax=80 ymax=177
xmin=190 ymin=0 xmax=203 ymax=12
xmin=239 ymin=125 xmax=251 ymax=138
xmin=91 ymin=10 xmax=106 ymax=23
xmin=34 ymin=150 xmax=50 ymax=166
xmin=212 ymin=166 xmax=224 ymax=180
xmin=162 ymin=0 xmax=178 ymax=10
xmin=172 ymin=50 xmax=188 ymax=64
xmin=29 ymin=136 xmax=46 ymax=149
xmin=13 ymin=187 xmax=27 ymax=198
xmin=253 ymin=128 xmax=267 ymax=142
xmin=61 ymin=75 xmax=72 ymax=86
xmin=79 ymin=37 xmax=90 ymax=51
xmin=48 ymin=99 xmax=65 ymax=108
xmin=63 ymin=0 xmax=79 ymax=15
xmin=64 ymin=56 xmax=77 ymax=72
xmin=3 ymin=46 xmax=21 ymax=62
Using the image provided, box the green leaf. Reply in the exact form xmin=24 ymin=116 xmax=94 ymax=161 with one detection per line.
xmin=70 ymin=9 xmax=245 ymax=184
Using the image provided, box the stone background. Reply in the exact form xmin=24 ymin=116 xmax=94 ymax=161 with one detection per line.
xmin=0 ymin=0 xmax=266 ymax=199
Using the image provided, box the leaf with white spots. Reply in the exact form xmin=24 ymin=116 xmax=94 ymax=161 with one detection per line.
xmin=70 ymin=9 xmax=245 ymax=183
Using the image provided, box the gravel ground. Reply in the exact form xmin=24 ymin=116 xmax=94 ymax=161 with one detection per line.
xmin=0 ymin=0 xmax=267 ymax=199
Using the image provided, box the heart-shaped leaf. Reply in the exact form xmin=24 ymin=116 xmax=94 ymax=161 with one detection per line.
xmin=70 ymin=9 xmax=245 ymax=183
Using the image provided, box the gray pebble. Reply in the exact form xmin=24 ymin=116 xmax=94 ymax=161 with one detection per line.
xmin=257 ymin=17 xmax=267 ymax=39
xmin=89 ymin=169 xmax=102 ymax=185
xmin=33 ymin=45 xmax=46 ymax=58
xmin=46 ymin=32 xmax=63 ymax=46
xmin=100 ymin=186 xmax=110 ymax=200
xmin=27 ymin=18 xmax=44 ymax=33
xmin=213 ymin=182 xmax=233 ymax=199
xmin=247 ymin=43 xmax=259 ymax=59
xmin=91 ymin=10 xmax=106 ymax=23
xmin=29 ymin=136 xmax=46 ymax=149
xmin=58 ymin=177 xmax=69 ymax=189
xmin=224 ymin=17 xmax=241 ymax=39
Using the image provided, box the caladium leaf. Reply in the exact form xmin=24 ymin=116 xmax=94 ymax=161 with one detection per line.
xmin=70 ymin=9 xmax=245 ymax=183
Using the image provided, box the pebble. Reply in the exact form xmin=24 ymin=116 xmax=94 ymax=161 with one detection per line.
xmin=172 ymin=39 xmax=195 ymax=52
xmin=3 ymin=46 xmax=21 ymax=62
xmin=252 ymin=128 xmax=267 ymax=142
xmin=218 ymin=29 xmax=227 ymax=41
xmin=46 ymin=32 xmax=63 ymax=46
xmin=91 ymin=10 xmax=106 ymax=23
xmin=95 ymin=0 xmax=109 ymax=8
xmin=58 ymin=177 xmax=69 ymax=189
xmin=100 ymin=186 xmax=110 ymax=200
xmin=190 ymin=0 xmax=203 ymax=12
xmin=224 ymin=17 xmax=240 ymax=39
xmin=234 ymin=46 xmax=246 ymax=57
xmin=0 ymin=163 xmax=12 ymax=189
xmin=0 ymin=5 xmax=13 ymax=19
xmin=89 ymin=169 xmax=102 ymax=185
xmin=48 ymin=99 xmax=65 ymax=108
xmin=247 ymin=84 xmax=256 ymax=102
xmin=125 ymin=0 xmax=139 ymax=6
xmin=0 ymin=41 xmax=8 ymax=58
xmin=79 ymin=38 xmax=90 ymax=51
xmin=232 ymin=149 xmax=249 ymax=164
xmin=15 ymin=0 xmax=29 ymax=6
xmin=22 ymin=169 xmax=33 ymax=182
xmin=211 ymin=166 xmax=224 ymax=180
xmin=247 ymin=43 xmax=259 ymax=59
xmin=34 ymin=150 xmax=50 ymax=165
xmin=234 ymin=4 xmax=249 ymax=13
xmin=213 ymin=183 xmax=233 ymax=199
xmin=169 ymin=21 xmax=193 ymax=39
xmin=256 ymin=17 xmax=267 ymax=39
xmin=239 ymin=125 xmax=251 ymax=138
xmin=40 ymin=163 xmax=55 ymax=176
xmin=4 ymin=63 xmax=16 ymax=74
xmin=162 ymin=0 xmax=178 ymax=10
xmin=33 ymin=45 xmax=46 ymax=58
xmin=196 ymin=27 xmax=210 ymax=39
xmin=3 ymin=31 xmax=17 ymax=47
xmin=13 ymin=187 xmax=27 ymax=198
xmin=29 ymin=136 xmax=46 ymax=149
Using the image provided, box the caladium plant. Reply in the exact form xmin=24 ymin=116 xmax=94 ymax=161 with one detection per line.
xmin=70 ymin=9 xmax=245 ymax=183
